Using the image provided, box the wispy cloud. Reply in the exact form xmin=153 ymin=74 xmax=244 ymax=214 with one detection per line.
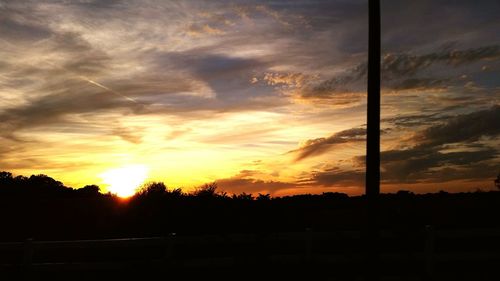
xmin=1 ymin=0 xmax=499 ymax=193
xmin=291 ymin=128 xmax=366 ymax=162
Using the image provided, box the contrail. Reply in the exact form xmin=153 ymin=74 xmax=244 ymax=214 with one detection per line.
xmin=43 ymin=60 xmax=141 ymax=105
xmin=79 ymin=75 xmax=139 ymax=104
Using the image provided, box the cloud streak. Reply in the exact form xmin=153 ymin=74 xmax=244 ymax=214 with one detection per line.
xmin=292 ymin=128 xmax=366 ymax=161
xmin=380 ymin=106 xmax=500 ymax=183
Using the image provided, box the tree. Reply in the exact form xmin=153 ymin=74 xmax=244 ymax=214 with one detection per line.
xmin=137 ymin=182 xmax=167 ymax=197
xmin=193 ymin=182 xmax=218 ymax=198
xmin=257 ymin=193 xmax=271 ymax=201
xmin=27 ymin=174 xmax=70 ymax=195
xmin=233 ymin=192 xmax=254 ymax=201
xmin=77 ymin=184 xmax=101 ymax=196
xmin=0 ymin=171 xmax=13 ymax=181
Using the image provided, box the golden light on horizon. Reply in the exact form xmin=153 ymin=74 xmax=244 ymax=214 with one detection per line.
xmin=99 ymin=165 xmax=149 ymax=197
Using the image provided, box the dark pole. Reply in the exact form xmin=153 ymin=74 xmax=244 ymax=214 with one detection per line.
xmin=367 ymin=0 xmax=380 ymax=197
xmin=365 ymin=0 xmax=380 ymax=280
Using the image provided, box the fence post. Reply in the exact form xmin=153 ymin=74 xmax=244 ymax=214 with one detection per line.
xmin=305 ymin=228 xmax=313 ymax=262
xmin=163 ymin=233 xmax=176 ymax=264
xmin=424 ymin=225 xmax=435 ymax=279
xmin=23 ymin=238 xmax=34 ymax=272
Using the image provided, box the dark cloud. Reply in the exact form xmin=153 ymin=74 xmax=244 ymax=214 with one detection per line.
xmin=381 ymin=0 xmax=500 ymax=51
xmin=0 ymin=2 xmax=55 ymax=43
xmin=297 ymin=44 xmax=500 ymax=99
xmin=381 ymin=45 xmax=500 ymax=78
xmin=306 ymin=167 xmax=364 ymax=187
xmin=379 ymin=106 xmax=500 ymax=183
xmin=382 ymin=112 xmax=450 ymax=127
xmin=216 ymin=170 xmax=297 ymax=195
xmin=390 ymin=78 xmax=450 ymax=91
xmin=0 ymin=16 xmax=51 ymax=42
xmin=164 ymin=53 xmax=264 ymax=80
xmin=69 ymin=0 xmax=123 ymax=10
xmin=173 ymin=53 xmax=269 ymax=100
xmin=415 ymin=106 xmax=500 ymax=147
xmin=381 ymin=147 xmax=498 ymax=183
xmin=298 ymin=63 xmax=367 ymax=100
xmin=0 ymin=83 xmax=144 ymax=135
xmin=296 ymin=107 xmax=500 ymax=184
xmin=420 ymin=162 xmax=500 ymax=183
xmin=292 ymin=127 xmax=365 ymax=161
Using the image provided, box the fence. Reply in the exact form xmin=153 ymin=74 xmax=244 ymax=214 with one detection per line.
xmin=1 ymin=227 xmax=500 ymax=277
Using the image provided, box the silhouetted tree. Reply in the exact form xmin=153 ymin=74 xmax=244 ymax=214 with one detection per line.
xmin=27 ymin=174 xmax=69 ymax=195
xmin=495 ymin=172 xmax=500 ymax=190
xmin=193 ymin=182 xmax=218 ymax=198
xmin=233 ymin=192 xmax=253 ymax=201
xmin=1 ymin=170 xmax=500 ymax=243
xmin=256 ymin=193 xmax=271 ymax=201
xmin=396 ymin=190 xmax=415 ymax=197
xmin=0 ymin=171 xmax=13 ymax=181
xmin=168 ymin=187 xmax=184 ymax=198
xmin=137 ymin=182 xmax=167 ymax=197
xmin=77 ymin=184 xmax=101 ymax=196
xmin=322 ymin=192 xmax=349 ymax=200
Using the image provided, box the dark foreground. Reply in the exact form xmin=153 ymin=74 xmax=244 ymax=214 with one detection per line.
xmin=2 ymin=228 xmax=500 ymax=280
xmin=1 ymin=172 xmax=500 ymax=279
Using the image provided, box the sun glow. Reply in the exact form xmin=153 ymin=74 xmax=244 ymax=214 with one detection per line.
xmin=100 ymin=165 xmax=149 ymax=197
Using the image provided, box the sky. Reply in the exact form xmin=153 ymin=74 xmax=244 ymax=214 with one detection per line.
xmin=0 ymin=0 xmax=499 ymax=196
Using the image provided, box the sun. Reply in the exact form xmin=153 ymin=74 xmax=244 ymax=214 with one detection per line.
xmin=100 ymin=165 xmax=149 ymax=198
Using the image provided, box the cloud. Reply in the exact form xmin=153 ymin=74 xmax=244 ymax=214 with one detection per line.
xmin=262 ymin=72 xmax=313 ymax=89
xmin=378 ymin=106 xmax=500 ymax=183
xmin=297 ymin=106 xmax=500 ymax=184
xmin=381 ymin=45 xmax=500 ymax=78
xmin=251 ymin=43 xmax=499 ymax=109
xmin=111 ymin=126 xmax=143 ymax=144
xmin=297 ymin=73 xmax=366 ymax=104
xmin=1 ymin=0 xmax=498 ymax=194
xmin=0 ymin=11 xmax=52 ymax=43
xmin=390 ymin=78 xmax=450 ymax=91
xmin=287 ymin=44 xmax=500 ymax=101
xmin=186 ymin=24 xmax=225 ymax=37
xmin=414 ymin=105 xmax=500 ymax=147
xmin=381 ymin=0 xmax=500 ymax=51
xmin=215 ymin=168 xmax=362 ymax=196
xmin=305 ymin=167 xmax=364 ymax=187
xmin=381 ymin=147 xmax=498 ymax=183
xmin=292 ymin=127 xmax=366 ymax=161
xmin=216 ymin=170 xmax=297 ymax=195
xmin=256 ymin=70 xmax=365 ymax=106
xmin=382 ymin=112 xmax=451 ymax=127
xmin=0 ymin=82 xmax=143 ymax=136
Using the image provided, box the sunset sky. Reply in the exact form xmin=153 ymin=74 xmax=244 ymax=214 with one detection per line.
xmin=1 ymin=0 xmax=499 ymax=196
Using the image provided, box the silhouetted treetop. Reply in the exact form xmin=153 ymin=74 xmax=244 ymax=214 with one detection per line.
xmin=77 ymin=184 xmax=101 ymax=196
xmin=0 ymin=170 xmax=500 ymax=241
xmin=193 ymin=182 xmax=219 ymax=198
xmin=137 ymin=182 xmax=167 ymax=197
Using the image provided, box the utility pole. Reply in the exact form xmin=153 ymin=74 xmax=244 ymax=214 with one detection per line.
xmin=365 ymin=0 xmax=381 ymax=280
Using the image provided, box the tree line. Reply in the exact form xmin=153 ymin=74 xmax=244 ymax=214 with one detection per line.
xmin=1 ymin=171 xmax=499 ymax=242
